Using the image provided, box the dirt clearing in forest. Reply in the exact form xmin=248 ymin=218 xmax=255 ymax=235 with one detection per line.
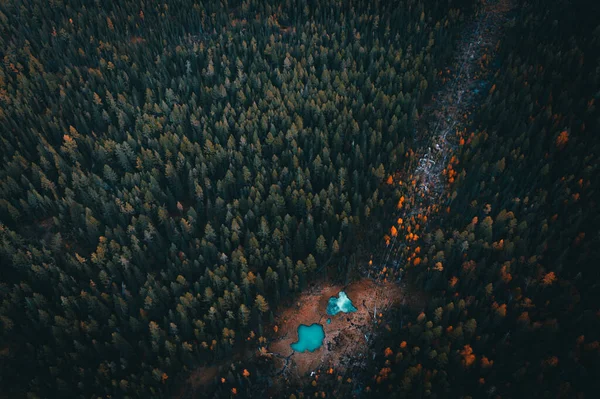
xmin=268 ymin=278 xmax=403 ymax=380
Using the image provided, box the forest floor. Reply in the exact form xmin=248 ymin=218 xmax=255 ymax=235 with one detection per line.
xmin=267 ymin=279 xmax=404 ymax=380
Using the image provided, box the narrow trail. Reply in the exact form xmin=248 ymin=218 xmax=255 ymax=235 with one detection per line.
xmin=369 ymin=0 xmax=514 ymax=307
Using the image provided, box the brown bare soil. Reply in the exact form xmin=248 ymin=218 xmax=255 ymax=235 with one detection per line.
xmin=268 ymin=278 xmax=403 ymax=380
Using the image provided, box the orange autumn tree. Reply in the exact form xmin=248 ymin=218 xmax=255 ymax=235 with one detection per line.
xmin=556 ymin=130 xmax=569 ymax=149
xmin=481 ymin=356 xmax=494 ymax=369
xmin=495 ymin=303 xmax=507 ymax=317
xmin=376 ymin=367 xmax=392 ymax=384
xmin=397 ymin=196 xmax=405 ymax=209
xmin=500 ymin=263 xmax=512 ymax=283
xmin=542 ymin=271 xmax=557 ymax=286
xmin=384 ymin=235 xmax=391 ymax=246
xmin=460 ymin=345 xmax=476 ymax=368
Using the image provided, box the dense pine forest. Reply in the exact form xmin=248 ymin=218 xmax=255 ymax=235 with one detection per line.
xmin=0 ymin=0 xmax=598 ymax=398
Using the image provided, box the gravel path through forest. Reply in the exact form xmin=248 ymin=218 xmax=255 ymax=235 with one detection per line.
xmin=375 ymin=0 xmax=515 ymax=276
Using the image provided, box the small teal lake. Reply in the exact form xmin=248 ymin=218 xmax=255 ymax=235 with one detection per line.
xmin=291 ymin=323 xmax=326 ymax=352
xmin=326 ymin=291 xmax=357 ymax=316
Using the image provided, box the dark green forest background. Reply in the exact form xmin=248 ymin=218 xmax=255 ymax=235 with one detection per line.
xmin=0 ymin=0 xmax=598 ymax=398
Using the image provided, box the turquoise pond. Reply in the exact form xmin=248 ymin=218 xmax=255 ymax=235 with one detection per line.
xmin=326 ymin=291 xmax=357 ymax=316
xmin=291 ymin=323 xmax=326 ymax=353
